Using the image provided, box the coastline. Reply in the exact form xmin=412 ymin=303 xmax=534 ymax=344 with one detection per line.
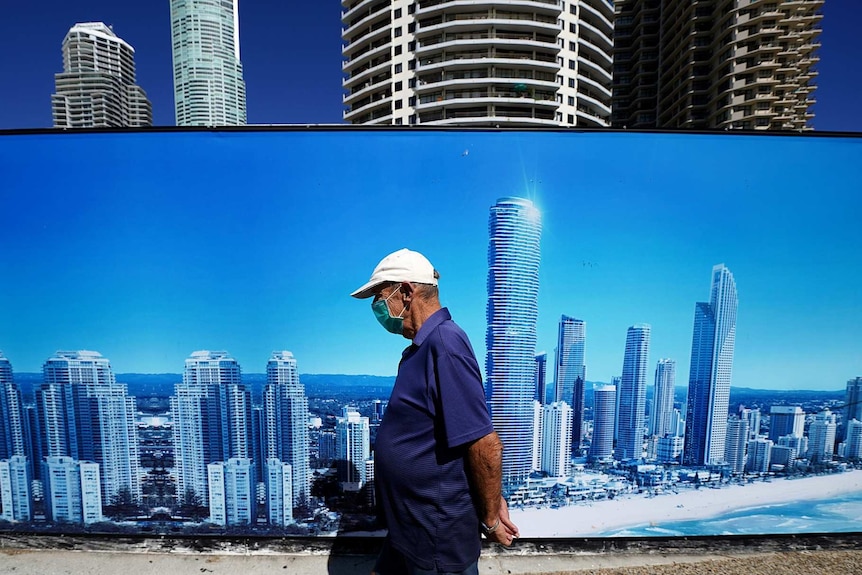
xmin=508 ymin=469 xmax=862 ymax=537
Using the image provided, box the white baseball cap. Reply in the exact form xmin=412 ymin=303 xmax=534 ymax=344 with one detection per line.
xmin=350 ymin=248 xmax=438 ymax=299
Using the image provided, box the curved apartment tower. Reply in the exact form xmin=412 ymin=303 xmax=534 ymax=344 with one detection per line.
xmin=613 ymin=0 xmax=823 ymax=130
xmin=342 ymin=0 xmax=613 ymax=126
xmin=52 ymin=22 xmax=152 ymax=128
xmin=485 ymin=197 xmax=542 ymax=486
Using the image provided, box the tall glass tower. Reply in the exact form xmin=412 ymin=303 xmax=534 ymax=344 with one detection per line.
xmin=172 ymin=350 xmax=250 ymax=507
xmin=683 ymin=264 xmax=738 ymax=466
xmin=170 ymin=0 xmax=247 ymax=126
xmin=0 ymin=352 xmax=25 ymax=461
xmin=650 ymin=358 xmax=676 ymax=438
xmin=37 ymin=350 xmax=140 ymax=502
xmin=589 ymin=384 xmax=616 ymax=463
xmin=616 ymin=325 xmax=651 ymax=461
xmin=263 ymin=351 xmax=310 ymax=508
xmin=554 ymin=316 xmax=586 ymax=452
xmin=485 ymin=197 xmax=541 ymax=484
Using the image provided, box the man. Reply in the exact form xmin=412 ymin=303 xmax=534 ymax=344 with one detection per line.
xmin=351 ymin=248 xmax=518 ymax=575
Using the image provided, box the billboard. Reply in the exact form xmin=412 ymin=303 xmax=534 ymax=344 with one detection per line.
xmin=1 ymin=128 xmax=860 ymax=537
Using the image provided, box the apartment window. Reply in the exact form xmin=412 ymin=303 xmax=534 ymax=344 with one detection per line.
xmin=557 ymin=74 xmax=564 ymax=85
xmin=395 ymin=45 xmax=402 ymax=55
xmin=409 ymin=96 xmax=417 ymax=106
xmin=395 ymin=81 xmax=402 ymax=92
xmin=409 ymin=114 xmax=417 ymax=124
xmin=568 ymin=96 xmax=575 ymax=106
xmin=569 ymin=59 xmax=576 ymax=70
xmin=409 ymin=59 xmax=416 ymax=70
xmin=394 ymin=8 xmax=402 ymax=18
xmin=408 ymin=23 xmax=416 ymax=33
xmin=409 ymin=78 xmax=417 ymax=88
xmin=395 ymin=63 xmax=403 ymax=73
xmin=569 ymin=78 xmax=575 ymax=88
xmin=568 ymin=114 xmax=575 ymax=123
xmin=409 ymin=41 xmax=416 ymax=51
xmin=395 ymin=100 xmax=403 ymax=110
xmin=408 ymin=3 xmax=415 ymax=15
xmin=569 ymin=41 xmax=577 ymax=51
xmin=570 ymin=23 xmax=577 ymax=34
xmin=394 ymin=27 xmax=402 ymax=38
xmin=395 ymin=118 xmax=403 ymax=125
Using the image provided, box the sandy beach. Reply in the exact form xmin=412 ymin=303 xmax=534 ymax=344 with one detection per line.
xmin=509 ymin=469 xmax=862 ymax=537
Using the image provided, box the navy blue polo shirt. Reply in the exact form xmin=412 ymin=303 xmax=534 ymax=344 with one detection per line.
xmin=374 ymin=307 xmax=494 ymax=572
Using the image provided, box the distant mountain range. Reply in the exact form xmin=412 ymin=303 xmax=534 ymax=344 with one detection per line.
xmin=11 ymin=373 xmax=844 ymax=407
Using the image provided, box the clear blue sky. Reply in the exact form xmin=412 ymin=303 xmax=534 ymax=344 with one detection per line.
xmin=1 ymin=130 xmax=860 ymax=391
xmin=0 ymin=1 xmax=860 ymax=131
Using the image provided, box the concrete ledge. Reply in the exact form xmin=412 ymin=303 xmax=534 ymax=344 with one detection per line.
xmin=1 ymin=533 xmax=861 ymax=574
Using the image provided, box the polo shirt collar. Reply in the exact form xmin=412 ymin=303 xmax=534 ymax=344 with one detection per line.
xmin=411 ymin=307 xmax=451 ymax=347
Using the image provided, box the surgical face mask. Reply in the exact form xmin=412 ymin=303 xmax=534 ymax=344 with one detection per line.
xmin=372 ymin=287 xmax=405 ymax=334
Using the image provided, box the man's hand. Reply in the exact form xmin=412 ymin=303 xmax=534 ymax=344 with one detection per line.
xmin=483 ymin=496 xmax=519 ymax=546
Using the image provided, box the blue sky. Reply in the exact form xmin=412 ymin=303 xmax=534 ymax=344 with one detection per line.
xmin=1 ymin=130 xmax=860 ymax=391
xmin=0 ymin=1 xmax=860 ymax=131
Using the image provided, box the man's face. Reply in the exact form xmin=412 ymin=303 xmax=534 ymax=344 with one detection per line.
xmin=372 ymin=282 xmax=415 ymax=339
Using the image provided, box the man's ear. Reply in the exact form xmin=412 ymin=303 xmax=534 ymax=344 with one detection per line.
xmin=400 ymin=281 xmax=415 ymax=301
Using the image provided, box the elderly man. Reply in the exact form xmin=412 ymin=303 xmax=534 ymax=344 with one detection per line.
xmin=351 ymin=248 xmax=518 ymax=575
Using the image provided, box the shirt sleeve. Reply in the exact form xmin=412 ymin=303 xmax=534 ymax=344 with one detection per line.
xmin=430 ymin=329 xmax=494 ymax=449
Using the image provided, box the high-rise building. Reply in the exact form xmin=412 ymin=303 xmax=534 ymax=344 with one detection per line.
xmin=747 ymin=436 xmax=773 ymax=472
xmin=37 ymin=350 xmax=140 ymax=503
xmin=683 ymin=264 xmax=738 ymax=467
xmin=540 ymin=401 xmax=573 ymax=477
xmin=554 ymin=316 xmax=586 ymax=451
xmin=740 ymin=406 xmax=761 ymax=440
xmin=612 ymin=1 xmax=823 ymax=130
xmin=263 ymin=351 xmax=310 ymax=508
xmin=531 ymin=401 xmax=543 ymax=472
xmin=534 ymin=352 xmax=548 ymax=404
xmin=51 ymin=22 xmax=152 ymax=128
xmin=341 ymin=0 xmax=613 ymax=127
xmin=208 ymin=457 xmax=255 ymax=526
xmin=768 ymin=405 xmax=805 ymax=441
xmin=843 ymin=420 xmax=862 ymax=460
xmin=42 ymin=456 xmax=102 ymax=525
xmin=724 ymin=415 xmax=749 ymax=473
xmin=485 ymin=197 xmax=542 ymax=484
xmin=777 ymin=433 xmax=806 ymax=463
xmin=172 ymin=350 xmax=250 ymax=507
xmin=336 ymin=407 xmax=370 ymax=491
xmin=807 ymin=410 xmax=837 ymax=463
xmin=589 ymin=384 xmax=616 ymax=462
xmin=0 ymin=352 xmax=25 ymax=461
xmin=844 ymin=377 xmax=862 ymax=440
xmin=656 ymin=435 xmax=684 ymax=464
xmin=0 ymin=455 xmax=31 ymax=522
xmin=650 ymin=358 xmax=675 ymax=438
xmin=170 ymin=0 xmax=247 ymax=126
xmin=264 ymin=458 xmax=293 ymax=526
xmin=616 ymin=324 xmax=650 ymax=461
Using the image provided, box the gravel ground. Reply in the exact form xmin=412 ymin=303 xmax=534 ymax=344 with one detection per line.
xmin=540 ymin=550 xmax=862 ymax=575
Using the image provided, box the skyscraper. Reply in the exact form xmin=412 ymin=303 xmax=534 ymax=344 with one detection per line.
xmin=724 ymin=415 xmax=749 ymax=473
xmin=589 ymin=384 xmax=616 ymax=462
xmin=51 ymin=22 xmax=152 ymax=128
xmin=844 ymin=377 xmax=862 ymax=440
xmin=540 ymin=401 xmax=573 ymax=478
xmin=263 ymin=351 xmax=310 ymax=508
xmin=683 ymin=264 xmax=738 ymax=467
xmin=172 ymin=350 xmax=250 ymax=507
xmin=747 ymin=437 xmax=773 ymax=473
xmin=37 ymin=350 xmax=140 ymax=503
xmin=534 ymin=352 xmax=548 ymax=404
xmin=768 ymin=405 xmax=805 ymax=441
xmin=207 ymin=457 xmax=254 ymax=526
xmin=807 ymin=410 xmax=837 ymax=463
xmin=0 ymin=455 xmax=31 ymax=522
xmin=341 ymin=0 xmax=613 ymax=126
xmin=0 ymin=352 xmax=25 ymax=461
xmin=336 ymin=407 xmax=370 ymax=491
xmin=650 ymin=358 xmax=675 ymax=438
xmin=844 ymin=419 xmax=862 ymax=460
xmin=264 ymin=458 xmax=293 ymax=526
xmin=485 ymin=197 xmax=542 ymax=484
xmin=170 ymin=0 xmax=247 ymax=126
xmin=612 ymin=1 xmax=823 ymax=130
xmin=554 ymin=316 xmax=586 ymax=451
xmin=616 ymin=324 xmax=650 ymax=461
xmin=42 ymin=456 xmax=102 ymax=525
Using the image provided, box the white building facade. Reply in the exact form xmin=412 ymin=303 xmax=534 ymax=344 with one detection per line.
xmin=0 ymin=455 xmax=31 ymax=522
xmin=336 ymin=407 xmax=370 ymax=491
xmin=540 ymin=401 xmax=573 ymax=477
xmin=342 ymin=0 xmax=613 ymax=126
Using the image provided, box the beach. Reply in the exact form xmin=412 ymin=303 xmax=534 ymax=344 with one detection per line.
xmin=509 ymin=470 xmax=862 ymax=537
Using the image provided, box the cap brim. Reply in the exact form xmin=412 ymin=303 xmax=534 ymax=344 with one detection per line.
xmin=350 ymin=279 xmax=383 ymax=299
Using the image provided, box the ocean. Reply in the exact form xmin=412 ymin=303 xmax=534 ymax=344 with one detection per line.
xmin=597 ymin=491 xmax=862 ymax=537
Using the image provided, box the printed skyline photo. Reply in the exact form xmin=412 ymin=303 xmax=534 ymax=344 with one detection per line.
xmin=1 ymin=128 xmax=861 ymax=536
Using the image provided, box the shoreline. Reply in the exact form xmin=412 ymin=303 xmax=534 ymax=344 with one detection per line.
xmin=508 ymin=469 xmax=862 ymax=537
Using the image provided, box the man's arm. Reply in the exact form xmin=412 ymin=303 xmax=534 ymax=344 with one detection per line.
xmin=465 ymin=431 xmax=519 ymax=545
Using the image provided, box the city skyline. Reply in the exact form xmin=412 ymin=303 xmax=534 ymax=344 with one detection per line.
xmin=0 ymin=2 xmax=860 ymax=132
xmin=0 ymin=130 xmax=860 ymax=391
